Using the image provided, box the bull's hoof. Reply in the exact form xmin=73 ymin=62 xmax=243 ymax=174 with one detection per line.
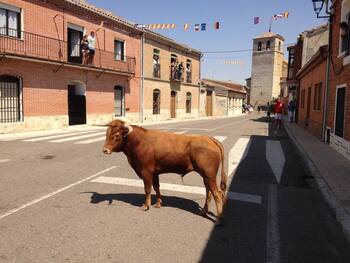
xmin=199 ymin=208 xmax=208 ymax=216
xmin=140 ymin=204 xmax=150 ymax=211
xmin=153 ymin=202 xmax=162 ymax=208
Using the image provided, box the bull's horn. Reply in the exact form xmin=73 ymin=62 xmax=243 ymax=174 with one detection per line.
xmin=124 ymin=123 xmax=133 ymax=136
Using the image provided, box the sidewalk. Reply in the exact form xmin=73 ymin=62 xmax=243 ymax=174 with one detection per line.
xmin=283 ymin=119 xmax=350 ymax=241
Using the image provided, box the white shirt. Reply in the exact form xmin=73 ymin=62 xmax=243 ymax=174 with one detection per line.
xmin=88 ymin=35 xmax=96 ymax=50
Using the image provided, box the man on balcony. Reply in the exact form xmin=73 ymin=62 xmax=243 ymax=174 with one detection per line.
xmin=87 ymin=31 xmax=96 ymax=65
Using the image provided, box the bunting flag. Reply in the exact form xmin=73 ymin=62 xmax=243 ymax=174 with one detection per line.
xmin=254 ymin=17 xmax=260 ymax=25
xmin=201 ymin=23 xmax=206 ymax=31
xmin=272 ymin=12 xmax=289 ymax=20
xmin=195 ymin=24 xmax=200 ymax=31
xmin=214 ymin=22 xmax=220 ymax=29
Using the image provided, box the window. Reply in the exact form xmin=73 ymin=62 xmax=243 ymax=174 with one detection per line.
xmin=186 ymin=92 xmax=192 ymax=113
xmin=0 ymin=4 xmax=21 ymax=38
xmin=257 ymin=42 xmax=262 ymax=51
xmin=340 ymin=1 xmax=350 ymax=55
xmin=313 ymin=83 xmax=323 ymax=111
xmin=114 ymin=40 xmax=125 ymax=61
xmin=0 ymin=75 xmax=22 ymax=123
xmin=266 ymin=41 xmax=271 ymax=51
xmin=300 ymin=89 xmax=306 ymax=109
xmin=186 ymin=59 xmax=192 ymax=83
xmin=170 ymin=54 xmax=179 ymax=80
xmin=278 ymin=41 xmax=281 ymax=51
xmin=153 ymin=49 xmax=160 ymax=78
xmin=288 ymin=48 xmax=295 ymax=79
xmin=114 ymin=86 xmax=124 ymax=116
xmin=153 ymin=89 xmax=160 ymax=115
xmin=335 ymin=86 xmax=346 ymax=137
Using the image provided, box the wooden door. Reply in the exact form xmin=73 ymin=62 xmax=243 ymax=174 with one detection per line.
xmin=206 ymin=90 xmax=213 ymax=116
xmin=335 ymin=87 xmax=346 ymax=137
xmin=170 ymin=90 xmax=176 ymax=118
xmin=306 ymin=87 xmax=311 ymax=120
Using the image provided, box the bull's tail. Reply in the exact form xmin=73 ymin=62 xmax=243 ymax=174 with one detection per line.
xmin=209 ymin=137 xmax=228 ymax=195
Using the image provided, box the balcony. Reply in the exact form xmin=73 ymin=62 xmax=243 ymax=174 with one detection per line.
xmin=186 ymin=72 xmax=192 ymax=83
xmin=170 ymin=67 xmax=184 ymax=82
xmin=0 ymin=29 xmax=136 ymax=75
xmin=153 ymin=63 xmax=161 ymax=78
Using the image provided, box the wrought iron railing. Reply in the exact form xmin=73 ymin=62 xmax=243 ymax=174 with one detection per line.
xmin=186 ymin=71 xmax=192 ymax=83
xmin=0 ymin=28 xmax=136 ymax=74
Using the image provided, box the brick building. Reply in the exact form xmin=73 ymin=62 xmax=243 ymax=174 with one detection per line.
xmin=142 ymin=31 xmax=201 ymax=121
xmin=327 ymin=0 xmax=350 ymax=160
xmin=297 ymin=45 xmax=327 ymax=138
xmin=0 ymin=0 xmax=141 ymax=133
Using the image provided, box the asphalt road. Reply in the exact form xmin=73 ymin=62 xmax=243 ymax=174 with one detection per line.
xmin=0 ymin=114 xmax=350 ymax=263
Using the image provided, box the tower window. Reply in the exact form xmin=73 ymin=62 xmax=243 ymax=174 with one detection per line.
xmin=266 ymin=41 xmax=271 ymax=51
xmin=257 ymin=42 xmax=262 ymax=51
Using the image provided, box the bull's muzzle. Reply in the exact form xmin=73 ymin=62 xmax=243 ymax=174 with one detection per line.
xmin=103 ymin=147 xmax=112 ymax=155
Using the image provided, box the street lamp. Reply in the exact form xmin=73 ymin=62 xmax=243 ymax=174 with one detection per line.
xmin=311 ymin=0 xmax=333 ymax=18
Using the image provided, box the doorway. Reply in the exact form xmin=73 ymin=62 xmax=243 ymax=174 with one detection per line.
xmin=206 ymin=90 xmax=213 ymax=116
xmin=68 ymin=83 xmax=86 ymax=125
xmin=170 ymin=90 xmax=176 ymax=118
xmin=306 ymin=86 xmax=312 ymax=125
xmin=335 ymin=87 xmax=346 ymax=137
xmin=67 ymin=26 xmax=83 ymax=64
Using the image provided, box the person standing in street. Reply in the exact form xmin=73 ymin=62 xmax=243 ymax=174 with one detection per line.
xmin=87 ymin=31 xmax=96 ymax=65
xmin=274 ymin=98 xmax=285 ymax=130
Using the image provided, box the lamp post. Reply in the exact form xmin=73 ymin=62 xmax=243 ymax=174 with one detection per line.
xmin=311 ymin=0 xmax=334 ymax=142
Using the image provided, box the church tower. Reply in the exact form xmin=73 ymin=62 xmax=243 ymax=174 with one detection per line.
xmin=250 ymin=32 xmax=285 ymax=108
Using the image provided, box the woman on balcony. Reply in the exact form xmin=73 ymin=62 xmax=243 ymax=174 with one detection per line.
xmin=81 ymin=35 xmax=89 ymax=64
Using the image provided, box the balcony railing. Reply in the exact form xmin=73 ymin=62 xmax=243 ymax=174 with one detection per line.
xmin=153 ymin=63 xmax=161 ymax=78
xmin=170 ymin=67 xmax=184 ymax=82
xmin=0 ymin=28 xmax=135 ymax=74
xmin=186 ymin=71 xmax=192 ymax=83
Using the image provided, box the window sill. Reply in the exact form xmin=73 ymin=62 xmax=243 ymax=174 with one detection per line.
xmin=343 ymin=55 xmax=350 ymax=66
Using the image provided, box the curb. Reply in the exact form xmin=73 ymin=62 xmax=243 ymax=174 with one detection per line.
xmin=283 ymin=120 xmax=350 ymax=242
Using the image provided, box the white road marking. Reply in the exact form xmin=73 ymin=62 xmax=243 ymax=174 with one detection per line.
xmin=91 ymin=176 xmax=262 ymax=204
xmin=214 ymin=136 xmax=227 ymax=143
xmin=228 ymin=137 xmax=251 ymax=177
xmin=23 ymin=130 xmax=95 ymax=142
xmin=266 ymin=140 xmax=285 ymax=184
xmin=266 ymin=184 xmax=280 ymax=263
xmin=50 ymin=131 xmax=106 ymax=143
xmin=0 ymin=166 xmax=117 ymax=221
xmin=0 ymin=159 xmax=10 ymax=163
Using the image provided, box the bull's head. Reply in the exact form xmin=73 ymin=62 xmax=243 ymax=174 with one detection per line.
xmin=103 ymin=120 xmax=133 ymax=154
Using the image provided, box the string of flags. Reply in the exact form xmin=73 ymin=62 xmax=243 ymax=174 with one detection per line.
xmin=253 ymin=12 xmax=289 ymax=25
xmin=136 ymin=22 xmax=220 ymax=31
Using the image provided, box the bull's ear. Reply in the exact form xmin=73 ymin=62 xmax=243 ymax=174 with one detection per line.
xmin=122 ymin=124 xmax=133 ymax=137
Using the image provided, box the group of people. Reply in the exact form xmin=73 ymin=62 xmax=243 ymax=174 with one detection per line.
xmin=264 ymin=98 xmax=297 ymax=131
xmin=80 ymin=31 xmax=96 ymax=65
xmin=171 ymin=60 xmax=184 ymax=80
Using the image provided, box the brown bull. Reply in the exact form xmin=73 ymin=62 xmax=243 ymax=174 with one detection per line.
xmin=103 ymin=120 xmax=227 ymax=225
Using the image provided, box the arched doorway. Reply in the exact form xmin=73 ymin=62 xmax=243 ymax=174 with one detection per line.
xmin=68 ymin=81 xmax=86 ymax=125
xmin=0 ymin=75 xmax=22 ymax=123
xmin=170 ymin=90 xmax=177 ymax=118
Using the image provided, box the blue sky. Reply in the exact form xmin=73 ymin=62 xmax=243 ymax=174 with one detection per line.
xmin=89 ymin=0 xmax=327 ymax=84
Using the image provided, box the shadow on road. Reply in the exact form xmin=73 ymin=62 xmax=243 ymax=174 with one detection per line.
xmin=84 ymin=191 xmax=216 ymax=223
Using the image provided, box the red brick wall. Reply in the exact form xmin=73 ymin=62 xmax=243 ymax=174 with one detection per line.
xmin=0 ymin=58 xmax=139 ymax=116
xmin=298 ymin=60 xmax=326 ymax=139
xmin=328 ymin=0 xmax=350 ymax=141
xmin=0 ymin=0 xmax=141 ymax=116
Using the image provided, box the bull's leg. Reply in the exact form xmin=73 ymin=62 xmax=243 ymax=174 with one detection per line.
xmin=152 ymin=174 xmax=162 ymax=208
xmin=141 ymin=176 xmax=152 ymax=211
xmin=208 ymin=178 xmax=224 ymax=226
xmin=199 ymin=178 xmax=212 ymax=216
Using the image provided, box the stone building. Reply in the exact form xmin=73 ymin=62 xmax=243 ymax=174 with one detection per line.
xmin=250 ymin=32 xmax=287 ymax=108
xmin=201 ymin=79 xmax=246 ymax=117
xmin=142 ymin=31 xmax=201 ymax=122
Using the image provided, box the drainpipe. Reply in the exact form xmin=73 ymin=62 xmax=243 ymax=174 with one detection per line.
xmin=198 ymin=53 xmax=203 ymax=118
xmin=322 ymin=16 xmax=333 ymax=142
xmin=140 ymin=30 xmax=145 ymax=123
